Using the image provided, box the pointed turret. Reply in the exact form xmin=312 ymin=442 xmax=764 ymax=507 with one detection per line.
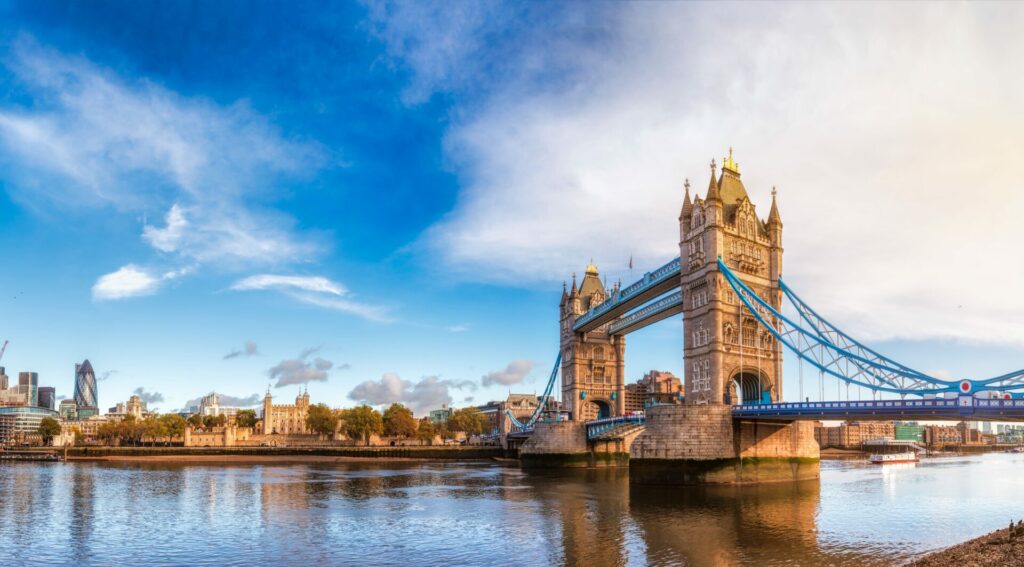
xmin=705 ymin=159 xmax=721 ymax=202
xmin=570 ymin=273 xmax=578 ymax=296
xmin=768 ymin=186 xmax=782 ymax=226
xmin=560 ymin=281 xmax=569 ymax=306
xmin=679 ymin=178 xmax=693 ymax=222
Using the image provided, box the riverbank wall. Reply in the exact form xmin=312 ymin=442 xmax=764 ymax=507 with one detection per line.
xmin=62 ymin=446 xmax=503 ymax=461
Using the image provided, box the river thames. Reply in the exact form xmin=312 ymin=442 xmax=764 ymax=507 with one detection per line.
xmin=1 ymin=454 xmax=1022 ymax=566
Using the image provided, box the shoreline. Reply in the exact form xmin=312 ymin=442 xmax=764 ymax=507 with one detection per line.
xmin=53 ymin=445 xmax=506 ymax=464
xmin=905 ymin=525 xmax=1024 ymax=566
xmin=67 ymin=454 xmax=461 ymax=464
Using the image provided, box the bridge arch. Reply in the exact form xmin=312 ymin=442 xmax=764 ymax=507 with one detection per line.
xmin=582 ymin=399 xmax=612 ymax=420
xmin=727 ymin=368 xmax=772 ymax=405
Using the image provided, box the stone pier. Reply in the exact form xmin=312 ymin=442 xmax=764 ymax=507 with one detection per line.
xmin=629 ymin=404 xmax=819 ymax=485
xmin=519 ymin=421 xmax=640 ymax=468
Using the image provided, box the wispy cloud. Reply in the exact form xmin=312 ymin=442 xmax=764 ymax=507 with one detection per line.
xmin=0 ymin=37 xmax=329 ymax=298
xmin=230 ymin=274 xmax=390 ymax=322
xmin=92 ymin=264 xmax=191 ymax=301
xmin=223 ymin=340 xmax=259 ymax=360
xmin=373 ymin=3 xmax=1024 ymax=345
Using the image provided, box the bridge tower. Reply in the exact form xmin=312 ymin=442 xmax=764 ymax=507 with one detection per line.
xmin=560 ymin=264 xmax=626 ymax=421
xmin=679 ymin=149 xmax=784 ymax=406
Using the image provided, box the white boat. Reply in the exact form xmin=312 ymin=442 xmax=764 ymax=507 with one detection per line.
xmin=869 ymin=451 xmax=918 ymax=464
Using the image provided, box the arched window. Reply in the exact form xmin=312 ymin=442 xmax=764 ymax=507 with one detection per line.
xmin=594 ymin=347 xmax=605 ymax=361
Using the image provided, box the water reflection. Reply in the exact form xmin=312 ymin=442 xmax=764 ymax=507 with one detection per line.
xmin=1 ymin=455 xmax=1023 ymax=565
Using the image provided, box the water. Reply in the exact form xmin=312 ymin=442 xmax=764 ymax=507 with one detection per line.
xmin=1 ymin=454 xmax=1023 ymax=566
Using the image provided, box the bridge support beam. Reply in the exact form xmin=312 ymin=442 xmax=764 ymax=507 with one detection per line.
xmin=629 ymin=405 xmax=819 ymax=485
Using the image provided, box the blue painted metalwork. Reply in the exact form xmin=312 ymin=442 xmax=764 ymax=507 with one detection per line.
xmin=507 ymin=352 xmax=562 ymax=431
xmin=733 ymin=396 xmax=1024 ymax=421
xmin=573 ymin=257 xmax=681 ymax=332
xmin=585 ymin=414 xmax=645 ymax=440
xmin=607 ymin=291 xmax=683 ymax=335
xmin=718 ymin=258 xmax=960 ymax=395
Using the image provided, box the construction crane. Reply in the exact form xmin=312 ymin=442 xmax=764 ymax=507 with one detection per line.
xmin=0 ymin=340 xmax=7 ymax=364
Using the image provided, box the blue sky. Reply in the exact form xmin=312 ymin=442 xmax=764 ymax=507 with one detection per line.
xmin=0 ymin=2 xmax=1022 ymax=414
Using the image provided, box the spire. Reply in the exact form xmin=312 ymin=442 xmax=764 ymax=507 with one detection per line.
xmin=570 ymin=273 xmax=578 ymax=295
xmin=722 ymin=146 xmax=739 ymax=174
xmin=680 ymin=178 xmax=693 ymax=221
xmin=706 ymin=158 xmax=721 ymax=202
xmin=768 ymin=186 xmax=782 ymax=225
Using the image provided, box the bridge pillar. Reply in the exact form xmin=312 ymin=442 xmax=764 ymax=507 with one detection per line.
xmin=629 ymin=404 xmax=819 ymax=485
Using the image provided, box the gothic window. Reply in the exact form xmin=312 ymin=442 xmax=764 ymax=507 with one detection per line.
xmin=724 ymin=323 xmax=735 ymax=344
xmin=594 ymin=366 xmax=605 ymax=383
xmin=594 ymin=347 xmax=605 ymax=361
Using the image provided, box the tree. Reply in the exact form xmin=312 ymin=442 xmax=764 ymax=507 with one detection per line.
xmin=235 ymin=409 xmax=258 ymax=428
xmin=306 ymin=403 xmax=339 ymax=437
xmin=203 ymin=414 xmax=226 ymax=429
xmin=187 ymin=414 xmax=203 ymax=429
xmin=71 ymin=427 xmax=84 ymax=445
xmin=160 ymin=414 xmax=187 ymax=441
xmin=382 ymin=403 xmax=417 ymax=438
xmin=341 ymin=405 xmax=383 ymax=446
xmin=415 ymin=418 xmax=436 ymax=445
xmin=446 ymin=407 xmax=490 ymax=436
xmin=142 ymin=416 xmax=167 ymax=446
xmin=38 ymin=417 xmax=61 ymax=446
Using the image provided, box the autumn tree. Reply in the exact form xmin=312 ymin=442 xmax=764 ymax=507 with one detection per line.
xmin=38 ymin=417 xmax=61 ymax=446
xmin=415 ymin=418 xmax=436 ymax=445
xmin=235 ymin=409 xmax=258 ymax=428
xmin=446 ymin=407 xmax=491 ymax=436
xmin=341 ymin=405 xmax=383 ymax=446
xmin=203 ymin=414 xmax=227 ymax=429
xmin=306 ymin=403 xmax=339 ymax=437
xmin=382 ymin=403 xmax=417 ymax=438
xmin=187 ymin=414 xmax=203 ymax=429
xmin=160 ymin=414 xmax=187 ymax=440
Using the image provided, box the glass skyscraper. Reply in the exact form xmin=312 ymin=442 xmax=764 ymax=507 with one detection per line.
xmin=18 ymin=372 xmax=38 ymax=407
xmin=74 ymin=360 xmax=98 ymax=418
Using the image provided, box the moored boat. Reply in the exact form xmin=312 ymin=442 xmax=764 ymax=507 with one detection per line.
xmin=869 ymin=451 xmax=918 ymax=464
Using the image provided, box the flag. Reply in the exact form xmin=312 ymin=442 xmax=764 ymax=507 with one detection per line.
xmin=628 ymin=255 xmax=634 ymax=270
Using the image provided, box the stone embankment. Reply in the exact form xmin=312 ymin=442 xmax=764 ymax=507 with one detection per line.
xmin=907 ymin=522 xmax=1024 ymax=566
xmin=64 ymin=446 xmax=503 ymax=462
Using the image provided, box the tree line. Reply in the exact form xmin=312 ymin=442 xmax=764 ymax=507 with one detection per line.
xmin=37 ymin=403 xmax=493 ymax=447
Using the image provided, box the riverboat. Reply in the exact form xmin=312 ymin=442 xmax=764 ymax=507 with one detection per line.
xmin=869 ymin=452 xmax=918 ymax=464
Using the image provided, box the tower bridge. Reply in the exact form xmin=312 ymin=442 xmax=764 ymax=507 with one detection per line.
xmin=516 ymin=149 xmax=1024 ymax=484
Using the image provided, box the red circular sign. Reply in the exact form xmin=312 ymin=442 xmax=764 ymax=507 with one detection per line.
xmin=960 ymin=380 xmax=971 ymax=393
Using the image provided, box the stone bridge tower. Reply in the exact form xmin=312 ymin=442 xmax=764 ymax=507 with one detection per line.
xmin=679 ymin=150 xmax=784 ymax=406
xmin=560 ymin=263 xmax=626 ymax=421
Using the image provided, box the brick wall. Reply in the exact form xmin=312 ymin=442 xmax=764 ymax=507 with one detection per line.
xmin=630 ymin=404 xmax=735 ymax=460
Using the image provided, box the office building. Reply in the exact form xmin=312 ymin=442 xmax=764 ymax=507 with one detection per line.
xmin=37 ymin=387 xmax=55 ymax=411
xmin=74 ymin=360 xmax=99 ymax=418
xmin=18 ymin=372 xmax=38 ymax=407
xmin=59 ymin=399 xmax=78 ymax=421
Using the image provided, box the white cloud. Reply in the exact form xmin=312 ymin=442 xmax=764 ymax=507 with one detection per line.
xmin=91 ymin=265 xmax=160 ymax=300
xmin=481 ymin=359 xmax=534 ymax=387
xmin=91 ymin=264 xmax=191 ymax=301
xmin=268 ymin=348 xmax=334 ymax=388
xmin=0 ymin=38 xmax=328 ymax=296
xmin=231 ymin=274 xmax=346 ymax=296
xmin=224 ymin=340 xmax=259 ymax=360
xmin=230 ymin=274 xmax=391 ymax=322
xmin=374 ymin=3 xmax=1024 ymax=345
xmin=142 ymin=204 xmax=188 ymax=253
xmin=348 ymin=373 xmax=476 ymax=415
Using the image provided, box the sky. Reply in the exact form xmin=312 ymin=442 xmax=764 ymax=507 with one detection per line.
xmin=0 ymin=1 xmax=1022 ymax=415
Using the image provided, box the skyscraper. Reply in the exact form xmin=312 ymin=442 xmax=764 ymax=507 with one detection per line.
xmin=18 ymin=372 xmax=38 ymax=407
xmin=74 ymin=360 xmax=98 ymax=418
xmin=37 ymin=386 xmax=55 ymax=410
xmin=0 ymin=367 xmax=7 ymax=390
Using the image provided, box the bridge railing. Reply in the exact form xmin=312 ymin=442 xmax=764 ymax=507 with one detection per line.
xmin=573 ymin=257 xmax=681 ymax=331
xmin=585 ymin=414 xmax=646 ymax=439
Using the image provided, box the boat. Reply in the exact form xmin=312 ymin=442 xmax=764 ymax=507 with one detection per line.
xmin=869 ymin=451 xmax=918 ymax=464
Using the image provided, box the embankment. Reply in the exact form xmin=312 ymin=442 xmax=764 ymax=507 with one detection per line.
xmin=64 ymin=446 xmax=503 ymax=463
xmin=905 ymin=524 xmax=1024 ymax=566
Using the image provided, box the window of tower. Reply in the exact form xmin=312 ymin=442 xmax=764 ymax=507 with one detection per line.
xmin=594 ymin=347 xmax=605 ymax=361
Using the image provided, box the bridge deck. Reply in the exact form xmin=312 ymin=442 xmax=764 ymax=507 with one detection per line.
xmin=732 ymin=397 xmax=1024 ymax=421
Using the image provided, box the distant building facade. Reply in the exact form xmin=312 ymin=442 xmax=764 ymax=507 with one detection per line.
xmin=37 ymin=387 xmax=55 ymax=411
xmin=18 ymin=372 xmax=38 ymax=407
xmin=74 ymin=360 xmax=99 ymax=418
xmin=261 ymin=390 xmax=311 ymax=435
xmin=430 ymin=405 xmax=453 ymax=425
xmin=59 ymin=399 xmax=78 ymax=421
xmin=624 ymin=370 xmax=683 ymax=413
xmin=198 ymin=393 xmax=242 ymax=418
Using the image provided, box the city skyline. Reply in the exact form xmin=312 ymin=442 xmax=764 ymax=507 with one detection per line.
xmin=1 ymin=3 xmax=1023 ymax=414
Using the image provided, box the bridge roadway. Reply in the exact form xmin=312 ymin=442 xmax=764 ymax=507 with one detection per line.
xmin=573 ymin=258 xmax=681 ymax=334
xmin=732 ymin=397 xmax=1024 ymax=422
